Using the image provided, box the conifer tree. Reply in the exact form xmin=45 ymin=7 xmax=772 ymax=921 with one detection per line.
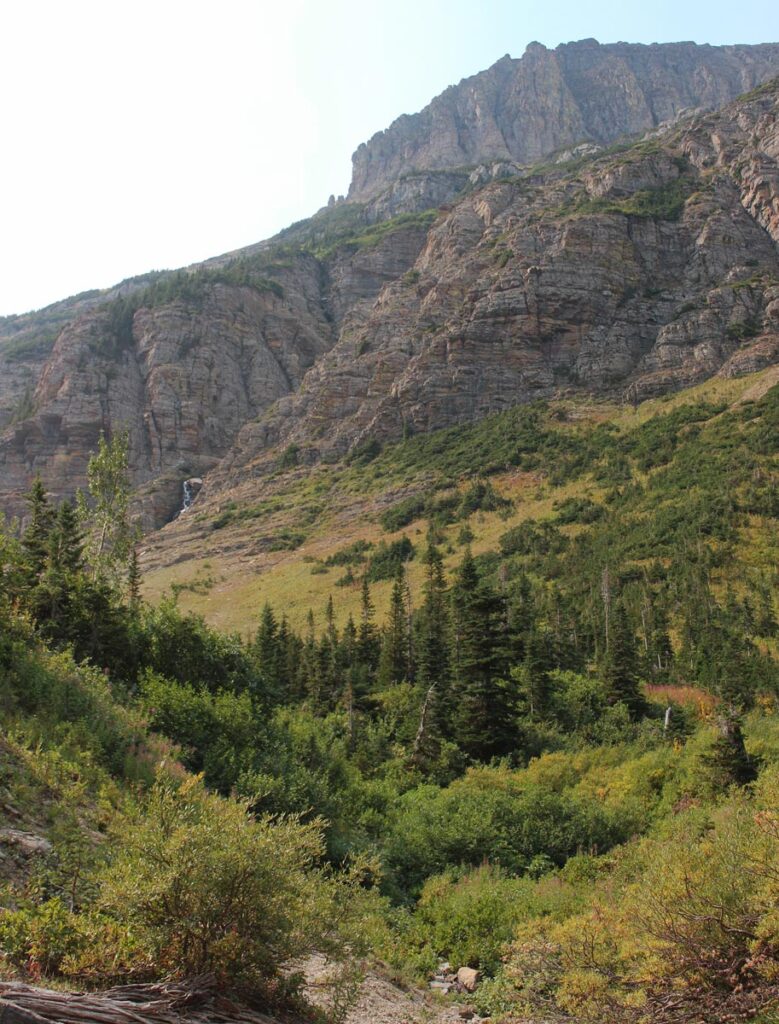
xmin=22 ymin=476 xmax=55 ymax=579
xmin=254 ymin=603 xmax=281 ymax=699
xmin=601 ymin=601 xmax=645 ymax=717
xmin=417 ymin=543 xmax=449 ymax=693
xmin=703 ymin=713 xmax=758 ymax=788
xmin=411 ymin=543 xmax=450 ymax=767
xmin=450 ymin=548 xmax=515 ymax=759
xmin=51 ymin=500 xmax=84 ymax=575
xmin=301 ymin=610 xmax=323 ymax=712
xmin=277 ymin=615 xmax=304 ymax=701
xmin=516 ymin=627 xmax=552 ymax=720
xmin=127 ymin=545 xmax=142 ymax=612
xmin=357 ymin=577 xmax=380 ymax=669
xmin=377 ymin=565 xmax=410 ymax=688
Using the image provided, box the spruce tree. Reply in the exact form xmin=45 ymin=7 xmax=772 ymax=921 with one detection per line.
xmin=301 ymin=610 xmax=323 ymax=712
xmin=450 ymin=548 xmax=515 ymax=759
xmin=51 ymin=500 xmax=85 ymax=575
xmin=377 ymin=566 xmax=410 ymax=688
xmin=601 ymin=601 xmax=645 ymax=718
xmin=412 ymin=542 xmax=450 ymax=766
xmin=22 ymin=476 xmax=55 ymax=579
xmin=703 ymin=714 xmax=758 ymax=788
xmin=254 ymin=603 xmax=281 ymax=700
xmin=127 ymin=545 xmax=142 ymax=612
xmin=357 ymin=577 xmax=380 ymax=670
xmin=516 ymin=627 xmax=552 ymax=720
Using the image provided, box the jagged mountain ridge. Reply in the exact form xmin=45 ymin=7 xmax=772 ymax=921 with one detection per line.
xmin=206 ymin=78 xmax=779 ymax=493
xmin=0 ymin=230 xmax=431 ymax=526
xmin=1 ymin=40 xmax=779 ymax=531
xmin=349 ymin=38 xmax=779 ymax=200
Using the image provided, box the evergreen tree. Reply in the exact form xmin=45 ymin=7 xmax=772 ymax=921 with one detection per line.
xmin=28 ymin=500 xmax=84 ymax=642
xmin=417 ymin=544 xmax=449 ymax=692
xmin=357 ymin=577 xmax=380 ymax=669
xmin=516 ymin=627 xmax=553 ymax=720
xmin=254 ymin=603 xmax=281 ymax=699
xmin=600 ymin=601 xmax=645 ymax=718
xmin=703 ymin=714 xmax=758 ymax=788
xmin=411 ymin=543 xmax=451 ymax=767
xmin=377 ymin=566 xmax=410 ymax=688
xmin=277 ymin=615 xmax=304 ymax=701
xmin=646 ymin=599 xmax=673 ymax=680
xmin=51 ymin=500 xmax=84 ymax=575
xmin=301 ymin=610 xmax=323 ymax=712
xmin=450 ymin=548 xmax=515 ymax=759
xmin=21 ymin=476 xmax=55 ymax=579
xmin=127 ymin=546 xmax=142 ymax=612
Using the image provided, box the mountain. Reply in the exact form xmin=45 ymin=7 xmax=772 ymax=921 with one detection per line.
xmin=348 ymin=39 xmax=779 ymax=200
xmin=1 ymin=40 xmax=779 ymax=535
xmin=2 ymin=40 xmax=779 ymax=1024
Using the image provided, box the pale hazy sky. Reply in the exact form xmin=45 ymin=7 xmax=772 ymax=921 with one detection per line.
xmin=1 ymin=0 xmax=778 ymax=316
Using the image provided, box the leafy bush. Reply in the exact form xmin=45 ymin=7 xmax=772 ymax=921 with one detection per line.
xmin=499 ymin=520 xmax=568 ymax=558
xmin=379 ymin=495 xmax=427 ymax=532
xmin=456 ymin=479 xmax=513 ymax=519
xmin=400 ymin=866 xmax=565 ymax=975
xmin=503 ymin=774 xmax=779 ymax=1022
xmin=0 ymin=898 xmax=87 ymax=975
xmin=365 ymin=536 xmax=415 ymax=582
xmin=325 ymin=539 xmax=374 ymax=567
xmin=553 ymin=497 xmax=603 ymax=525
xmin=383 ymin=769 xmax=614 ymax=895
xmin=94 ymin=773 xmax=346 ymax=989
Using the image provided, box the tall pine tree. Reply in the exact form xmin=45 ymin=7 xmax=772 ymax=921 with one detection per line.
xmin=450 ymin=548 xmax=515 ymax=760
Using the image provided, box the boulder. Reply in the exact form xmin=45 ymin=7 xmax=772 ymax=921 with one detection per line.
xmin=456 ymin=967 xmax=481 ymax=992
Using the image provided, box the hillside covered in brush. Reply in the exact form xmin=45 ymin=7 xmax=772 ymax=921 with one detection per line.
xmin=2 ymin=367 xmax=778 ymax=1023
xmin=3 ymin=35 xmax=779 ymax=1024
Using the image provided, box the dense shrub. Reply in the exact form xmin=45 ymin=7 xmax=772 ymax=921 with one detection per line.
xmin=503 ymin=769 xmax=779 ymax=1023
xmin=383 ymin=768 xmax=614 ymax=895
xmin=93 ymin=774 xmax=345 ymax=989
xmin=365 ymin=536 xmax=415 ymax=582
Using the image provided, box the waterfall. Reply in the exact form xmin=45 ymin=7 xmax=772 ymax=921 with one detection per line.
xmin=178 ymin=477 xmax=203 ymax=517
xmin=181 ymin=480 xmax=194 ymax=513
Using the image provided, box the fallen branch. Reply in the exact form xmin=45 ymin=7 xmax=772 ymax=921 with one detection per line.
xmin=0 ymin=978 xmax=286 ymax=1024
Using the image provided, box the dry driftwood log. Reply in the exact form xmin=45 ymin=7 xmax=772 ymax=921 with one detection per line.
xmin=0 ymin=976 xmax=286 ymax=1024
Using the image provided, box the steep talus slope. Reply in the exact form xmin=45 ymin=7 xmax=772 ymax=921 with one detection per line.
xmin=349 ymin=38 xmax=779 ymax=200
xmin=207 ymin=80 xmax=779 ymax=493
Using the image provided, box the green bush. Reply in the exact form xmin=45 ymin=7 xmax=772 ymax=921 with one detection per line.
xmin=94 ymin=773 xmax=347 ymax=989
xmin=365 ymin=536 xmax=415 ymax=582
xmin=0 ymin=898 xmax=86 ymax=975
xmin=383 ymin=768 xmax=613 ymax=896
xmin=404 ymin=866 xmax=538 ymax=974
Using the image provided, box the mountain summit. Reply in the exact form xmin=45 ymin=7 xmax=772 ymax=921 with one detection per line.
xmin=348 ymin=39 xmax=779 ymax=199
xmin=1 ymin=39 xmax=779 ymax=530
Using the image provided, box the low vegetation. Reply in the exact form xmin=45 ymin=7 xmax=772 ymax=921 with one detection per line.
xmin=1 ymin=379 xmax=778 ymax=1022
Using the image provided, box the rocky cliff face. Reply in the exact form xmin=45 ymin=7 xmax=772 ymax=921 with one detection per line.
xmin=1 ymin=43 xmax=779 ymax=534
xmin=0 ymin=228 xmax=430 ymax=526
xmin=208 ymin=79 xmax=779 ymax=491
xmin=349 ymin=39 xmax=779 ymax=202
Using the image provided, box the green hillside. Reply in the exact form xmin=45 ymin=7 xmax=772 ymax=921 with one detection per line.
xmin=2 ymin=373 xmax=779 ymax=1022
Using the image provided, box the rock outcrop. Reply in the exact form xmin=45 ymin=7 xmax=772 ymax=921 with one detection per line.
xmin=207 ymin=80 xmax=779 ymax=492
xmin=1 ymin=42 xmax=779 ymax=531
xmin=0 ymin=228 xmax=430 ymax=527
xmin=349 ymin=39 xmax=779 ymax=202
